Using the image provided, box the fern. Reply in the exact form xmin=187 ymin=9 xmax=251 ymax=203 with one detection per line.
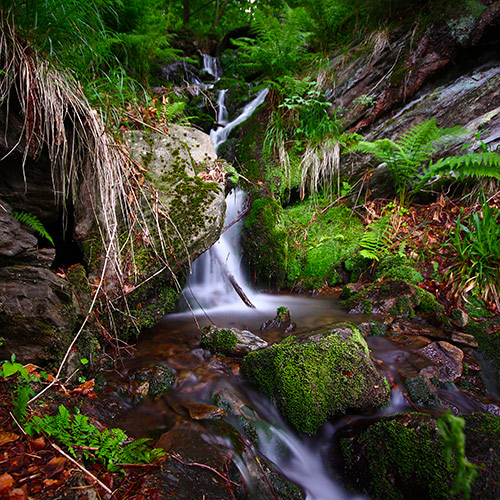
xmin=354 ymin=119 xmax=467 ymax=203
xmin=418 ymin=152 xmax=500 ymax=187
xmin=11 ymin=211 xmax=54 ymax=246
xmin=359 ymin=214 xmax=392 ymax=261
xmin=25 ymin=405 xmax=165 ymax=472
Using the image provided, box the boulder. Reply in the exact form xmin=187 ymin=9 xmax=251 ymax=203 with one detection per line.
xmin=242 ymin=322 xmax=390 ymax=435
xmin=200 ymin=325 xmax=267 ymax=357
xmin=337 ymin=412 xmax=500 ymax=500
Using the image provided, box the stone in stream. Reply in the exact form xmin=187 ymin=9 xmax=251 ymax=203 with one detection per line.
xmin=260 ymin=306 xmax=296 ymax=334
xmin=200 ymin=325 xmax=268 ymax=357
xmin=335 ymin=412 xmax=500 ymax=500
xmin=242 ymin=322 xmax=390 ymax=435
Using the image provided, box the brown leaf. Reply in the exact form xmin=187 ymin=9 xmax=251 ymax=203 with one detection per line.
xmin=8 ymin=485 xmax=27 ymax=500
xmin=0 ymin=473 xmax=14 ymax=494
xmin=30 ymin=436 xmax=46 ymax=451
xmin=0 ymin=432 xmax=19 ymax=446
xmin=42 ymin=457 xmax=66 ymax=478
xmin=70 ymin=379 xmax=95 ymax=396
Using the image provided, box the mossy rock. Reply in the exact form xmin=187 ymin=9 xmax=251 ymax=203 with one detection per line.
xmin=375 ymin=254 xmax=423 ymax=284
xmin=338 ymin=412 xmax=500 ymax=500
xmin=344 ymin=279 xmax=444 ymax=325
xmin=242 ymin=322 xmax=390 ymax=435
xmin=132 ymin=364 xmax=175 ymax=399
xmin=200 ymin=325 xmax=268 ymax=357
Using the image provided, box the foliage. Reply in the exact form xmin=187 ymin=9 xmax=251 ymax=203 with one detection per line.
xmin=437 ymin=411 xmax=481 ymax=500
xmin=447 ymin=198 xmax=500 ymax=308
xmin=354 ymin=119 xmax=466 ymax=204
xmin=25 ymin=405 xmax=165 ymax=472
xmin=0 ymin=354 xmax=29 ymax=382
xmin=359 ymin=214 xmax=392 ymax=261
xmin=11 ymin=211 xmax=54 ymax=246
xmin=232 ymin=5 xmax=311 ymax=78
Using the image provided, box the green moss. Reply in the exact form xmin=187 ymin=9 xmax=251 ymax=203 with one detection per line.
xmin=376 ymin=255 xmax=422 ymax=284
xmin=403 ymin=377 xmax=440 ymax=409
xmin=345 ymin=415 xmax=453 ymax=500
xmin=134 ymin=365 xmax=174 ymax=399
xmin=344 ymin=254 xmax=372 ymax=282
xmin=368 ymin=321 xmax=388 ymax=337
xmin=242 ymin=324 xmax=389 ymax=435
xmin=389 ymin=295 xmax=415 ymax=317
xmin=200 ymin=327 xmax=238 ymax=355
xmin=416 ymin=287 xmax=445 ymax=317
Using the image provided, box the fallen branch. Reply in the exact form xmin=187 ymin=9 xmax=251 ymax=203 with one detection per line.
xmin=171 ymin=454 xmax=241 ymax=488
xmin=221 ymin=205 xmax=250 ymax=234
xmin=49 ymin=441 xmax=113 ymax=495
xmin=212 ymin=253 xmax=255 ymax=308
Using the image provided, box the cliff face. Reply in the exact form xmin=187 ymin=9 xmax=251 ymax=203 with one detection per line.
xmin=0 ymin=26 xmax=225 ymax=365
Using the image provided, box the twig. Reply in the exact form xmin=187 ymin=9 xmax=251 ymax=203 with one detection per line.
xmin=49 ymin=441 xmax=113 ymax=495
xmin=221 ymin=205 xmax=250 ymax=234
xmin=170 ymin=454 xmax=241 ymax=487
xmin=9 ymin=411 xmax=27 ymax=436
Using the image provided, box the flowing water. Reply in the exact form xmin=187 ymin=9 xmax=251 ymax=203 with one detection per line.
xmin=100 ymin=57 xmax=500 ymax=498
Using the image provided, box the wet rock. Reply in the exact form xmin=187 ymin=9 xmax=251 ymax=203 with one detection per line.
xmin=182 ymin=402 xmax=226 ymax=420
xmin=451 ymin=308 xmax=469 ymax=328
xmin=344 ymin=279 xmax=444 ymax=325
xmin=149 ymin=421 xmax=237 ymax=500
xmin=417 ymin=341 xmax=464 ymax=383
xmin=260 ymin=306 xmax=296 ymax=333
xmin=336 ymin=412 xmax=500 ymax=500
xmin=404 ymin=376 xmax=440 ymax=409
xmin=243 ymin=322 xmax=390 ymax=435
xmin=0 ymin=266 xmax=79 ymax=363
xmin=0 ymin=208 xmax=37 ymax=260
xmin=200 ymin=325 xmax=267 ymax=357
xmin=131 ymin=364 xmax=175 ymax=400
xmin=451 ymin=331 xmax=479 ymax=348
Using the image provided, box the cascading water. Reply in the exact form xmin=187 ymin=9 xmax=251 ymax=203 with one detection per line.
xmin=210 ymin=88 xmax=269 ymax=152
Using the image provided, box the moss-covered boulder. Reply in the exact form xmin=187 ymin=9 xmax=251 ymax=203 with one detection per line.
xmin=337 ymin=412 xmax=500 ymax=500
xmin=200 ymin=325 xmax=268 ymax=357
xmin=344 ymin=279 xmax=444 ymax=324
xmin=242 ymin=197 xmax=364 ymax=290
xmin=242 ymin=322 xmax=390 ymax=435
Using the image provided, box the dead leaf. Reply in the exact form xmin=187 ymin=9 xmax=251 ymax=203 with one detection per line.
xmin=70 ymin=379 xmax=95 ymax=396
xmin=42 ymin=457 xmax=66 ymax=478
xmin=0 ymin=432 xmax=19 ymax=446
xmin=0 ymin=473 xmax=14 ymax=493
xmin=8 ymin=485 xmax=28 ymax=500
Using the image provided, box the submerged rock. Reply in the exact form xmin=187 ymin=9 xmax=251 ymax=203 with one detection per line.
xmin=242 ymin=322 xmax=390 ymax=435
xmin=200 ymin=325 xmax=268 ymax=357
xmin=337 ymin=412 xmax=500 ymax=500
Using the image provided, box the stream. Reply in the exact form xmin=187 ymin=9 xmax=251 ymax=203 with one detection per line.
xmin=97 ymin=56 xmax=500 ymax=499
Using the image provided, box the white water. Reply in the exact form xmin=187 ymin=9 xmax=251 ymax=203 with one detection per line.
xmin=202 ymin=53 xmax=222 ymax=80
xmin=210 ymin=87 xmax=269 ymax=152
xmin=216 ymin=89 xmax=229 ymax=126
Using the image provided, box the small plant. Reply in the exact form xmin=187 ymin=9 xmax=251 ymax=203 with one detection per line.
xmin=359 ymin=214 xmax=392 ymax=261
xmin=447 ymin=197 xmax=500 ymax=307
xmin=25 ymin=405 xmax=165 ymax=472
xmin=437 ymin=411 xmax=481 ymax=500
xmin=353 ymin=94 xmax=376 ymax=107
xmin=11 ymin=211 xmax=54 ymax=246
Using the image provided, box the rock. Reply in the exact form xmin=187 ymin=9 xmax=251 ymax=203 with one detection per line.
xmin=417 ymin=341 xmax=464 ymax=383
xmin=403 ymin=376 xmax=440 ymax=409
xmin=337 ymin=412 xmax=500 ymax=500
xmin=200 ymin=325 xmax=268 ymax=357
xmin=260 ymin=306 xmax=295 ymax=333
xmin=451 ymin=331 xmax=479 ymax=348
xmin=242 ymin=322 xmax=390 ymax=435
xmin=0 ymin=266 xmax=79 ymax=363
xmin=344 ymin=279 xmax=445 ymax=325
xmin=0 ymin=208 xmax=37 ymax=259
xmin=451 ymin=308 xmax=469 ymax=327
xmin=131 ymin=364 xmax=175 ymax=400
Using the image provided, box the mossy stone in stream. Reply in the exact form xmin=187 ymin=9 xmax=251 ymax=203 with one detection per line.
xmin=338 ymin=412 xmax=500 ymax=500
xmin=200 ymin=327 xmax=238 ymax=354
xmin=242 ymin=323 xmax=389 ymax=435
xmin=375 ymin=254 xmax=423 ymax=284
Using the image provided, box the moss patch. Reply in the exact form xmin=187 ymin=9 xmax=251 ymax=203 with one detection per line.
xmin=200 ymin=327 xmax=238 ymax=355
xmin=242 ymin=323 xmax=389 ymax=435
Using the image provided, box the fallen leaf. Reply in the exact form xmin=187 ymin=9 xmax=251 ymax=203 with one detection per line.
xmin=42 ymin=457 xmax=66 ymax=478
xmin=0 ymin=473 xmax=14 ymax=493
xmin=8 ymin=485 xmax=27 ymax=500
xmin=70 ymin=379 xmax=95 ymax=396
xmin=0 ymin=432 xmax=19 ymax=446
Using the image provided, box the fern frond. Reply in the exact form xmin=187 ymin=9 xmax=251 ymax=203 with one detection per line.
xmin=12 ymin=211 xmax=54 ymax=246
xmin=359 ymin=214 xmax=392 ymax=261
xmin=419 ymin=152 xmax=500 ymax=186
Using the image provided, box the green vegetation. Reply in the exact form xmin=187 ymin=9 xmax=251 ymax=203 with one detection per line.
xmin=438 ymin=411 xmax=481 ymax=500
xmin=200 ymin=326 xmax=238 ymax=355
xmin=242 ymin=324 xmax=389 ymax=435
xmin=11 ymin=211 xmax=54 ymax=246
xmin=447 ymin=198 xmax=500 ymax=308
xmin=25 ymin=405 xmax=165 ymax=472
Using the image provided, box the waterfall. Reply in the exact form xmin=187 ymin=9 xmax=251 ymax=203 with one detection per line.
xmin=216 ymin=89 xmax=229 ymax=126
xmin=202 ymin=54 xmax=222 ymax=80
xmin=210 ymin=87 xmax=269 ymax=153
